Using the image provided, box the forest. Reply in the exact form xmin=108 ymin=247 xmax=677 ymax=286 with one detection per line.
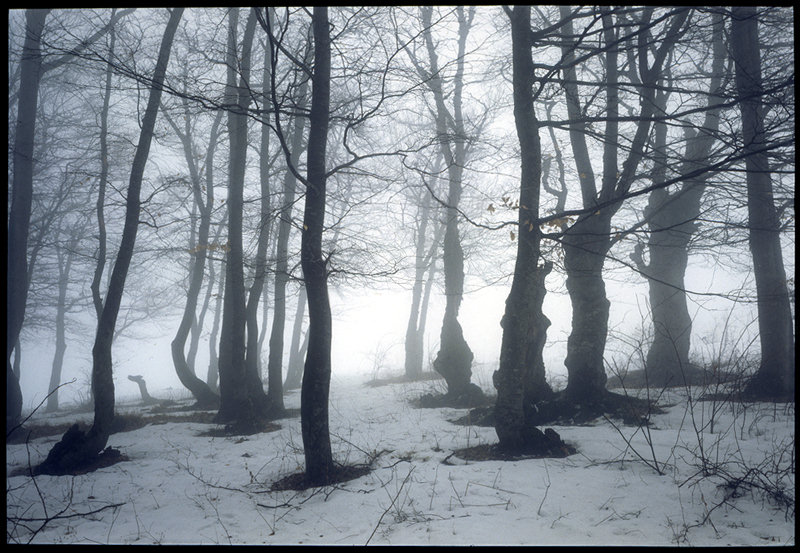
xmin=6 ymin=6 xmax=795 ymax=545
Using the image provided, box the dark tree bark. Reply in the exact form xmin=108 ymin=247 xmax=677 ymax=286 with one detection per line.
xmin=493 ymin=5 xmax=554 ymax=451
xmin=7 ymin=8 xmax=48 ymax=436
xmin=731 ymin=7 xmax=795 ymax=400
xmin=244 ymin=38 xmax=278 ymax=414
xmin=299 ymin=6 xmax=335 ymax=485
xmin=90 ymin=9 xmax=116 ymax=322
xmin=37 ymin=8 xmax=184 ymax=473
xmin=631 ymin=13 xmax=726 ymax=387
xmin=216 ymin=8 xmax=263 ymax=427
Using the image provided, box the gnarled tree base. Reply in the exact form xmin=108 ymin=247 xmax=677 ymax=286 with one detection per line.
xmin=451 ymin=427 xmax=576 ymax=461
xmin=418 ymin=382 xmax=489 ymax=409
xmin=34 ymin=424 xmax=126 ymax=476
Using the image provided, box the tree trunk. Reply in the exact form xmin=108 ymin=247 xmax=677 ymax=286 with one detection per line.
xmin=494 ymin=5 xmax=554 ymax=450
xmin=404 ymin=184 xmax=442 ymax=380
xmin=167 ymin=102 xmax=222 ymax=409
xmin=46 ymin=228 xmax=80 ymax=413
xmin=418 ymin=6 xmax=482 ymax=402
xmin=557 ymin=7 xmax=688 ymax=404
xmin=629 ymin=13 xmax=727 ymax=387
xmin=266 ymin=75 xmax=309 ymax=412
xmin=37 ymin=8 xmax=183 ymax=473
xmin=207 ymin=257 xmax=225 ymax=391
xmin=284 ymin=286 xmax=307 ymax=390
xmin=7 ymin=8 xmax=48 ymax=437
xmin=731 ymin=7 xmax=795 ymax=400
xmin=300 ymin=6 xmax=335 ymax=485
xmin=216 ymin=8 xmax=262 ymax=427
xmin=244 ymin=39 xmax=277 ymax=414
xmin=90 ymin=9 xmax=115 ymax=321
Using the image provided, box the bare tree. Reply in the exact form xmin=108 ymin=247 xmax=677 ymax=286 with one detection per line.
xmin=730 ymin=6 xmax=795 ymax=400
xmin=7 ymin=9 xmax=49 ymax=436
xmin=493 ymin=5 xmax=555 ymax=451
xmin=556 ymin=7 xmax=689 ymax=406
xmin=36 ymin=7 xmax=184 ymax=473
xmin=215 ymin=7 xmax=265 ymax=428
xmin=630 ymin=11 xmax=727 ymax=387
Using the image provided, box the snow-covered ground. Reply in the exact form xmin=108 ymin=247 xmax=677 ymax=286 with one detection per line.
xmin=6 ymin=366 xmax=795 ymax=545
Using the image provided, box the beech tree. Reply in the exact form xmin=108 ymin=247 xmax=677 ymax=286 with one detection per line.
xmin=493 ymin=5 xmax=555 ymax=451
xmin=555 ymin=7 xmax=689 ymax=408
xmin=163 ymin=95 xmax=223 ymax=409
xmin=215 ymin=7 xmax=265 ymax=428
xmin=7 ymin=9 xmax=48 ymax=436
xmin=37 ymin=7 xmax=184 ymax=473
xmin=629 ymin=11 xmax=726 ymax=387
xmin=730 ymin=6 xmax=795 ymax=400
xmin=407 ymin=6 xmax=485 ymax=405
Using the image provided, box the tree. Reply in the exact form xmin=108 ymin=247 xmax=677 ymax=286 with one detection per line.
xmin=556 ymin=7 xmax=689 ymax=406
xmin=244 ymin=36 xmax=278 ymax=415
xmin=265 ymin=51 xmax=310 ymax=415
xmin=45 ymin=224 xmax=82 ymax=413
xmin=8 ymin=9 xmax=49 ymax=436
xmin=36 ymin=7 xmax=184 ymax=474
xmin=298 ymin=6 xmax=335 ymax=485
xmin=493 ymin=5 xmax=555 ymax=451
xmin=164 ymin=97 xmax=223 ymax=409
xmin=215 ymin=7 xmax=264 ymax=428
xmin=629 ymin=11 xmax=727 ymax=387
xmin=730 ymin=7 xmax=795 ymax=400
xmin=410 ymin=6 xmax=485 ymax=405
xmin=404 ymin=174 xmax=445 ymax=380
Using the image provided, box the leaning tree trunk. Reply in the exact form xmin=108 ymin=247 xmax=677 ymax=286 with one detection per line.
xmin=167 ymin=102 xmax=222 ymax=409
xmin=731 ymin=7 xmax=795 ymax=400
xmin=37 ymin=8 xmax=183 ymax=473
xmin=299 ymin=6 xmax=335 ymax=485
xmin=494 ymin=5 xmax=556 ymax=451
xmin=284 ymin=286 xmax=307 ymax=390
xmin=7 ymin=9 xmax=48 ymax=437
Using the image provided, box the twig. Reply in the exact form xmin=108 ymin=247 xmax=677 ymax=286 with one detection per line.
xmin=365 ymin=467 xmax=414 ymax=545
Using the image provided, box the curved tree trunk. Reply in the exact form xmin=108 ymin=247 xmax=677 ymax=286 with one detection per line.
xmin=37 ymin=8 xmax=183 ymax=473
xmin=167 ymin=103 xmax=223 ymax=409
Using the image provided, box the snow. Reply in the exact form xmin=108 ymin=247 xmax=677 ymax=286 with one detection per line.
xmin=6 ymin=366 xmax=795 ymax=545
